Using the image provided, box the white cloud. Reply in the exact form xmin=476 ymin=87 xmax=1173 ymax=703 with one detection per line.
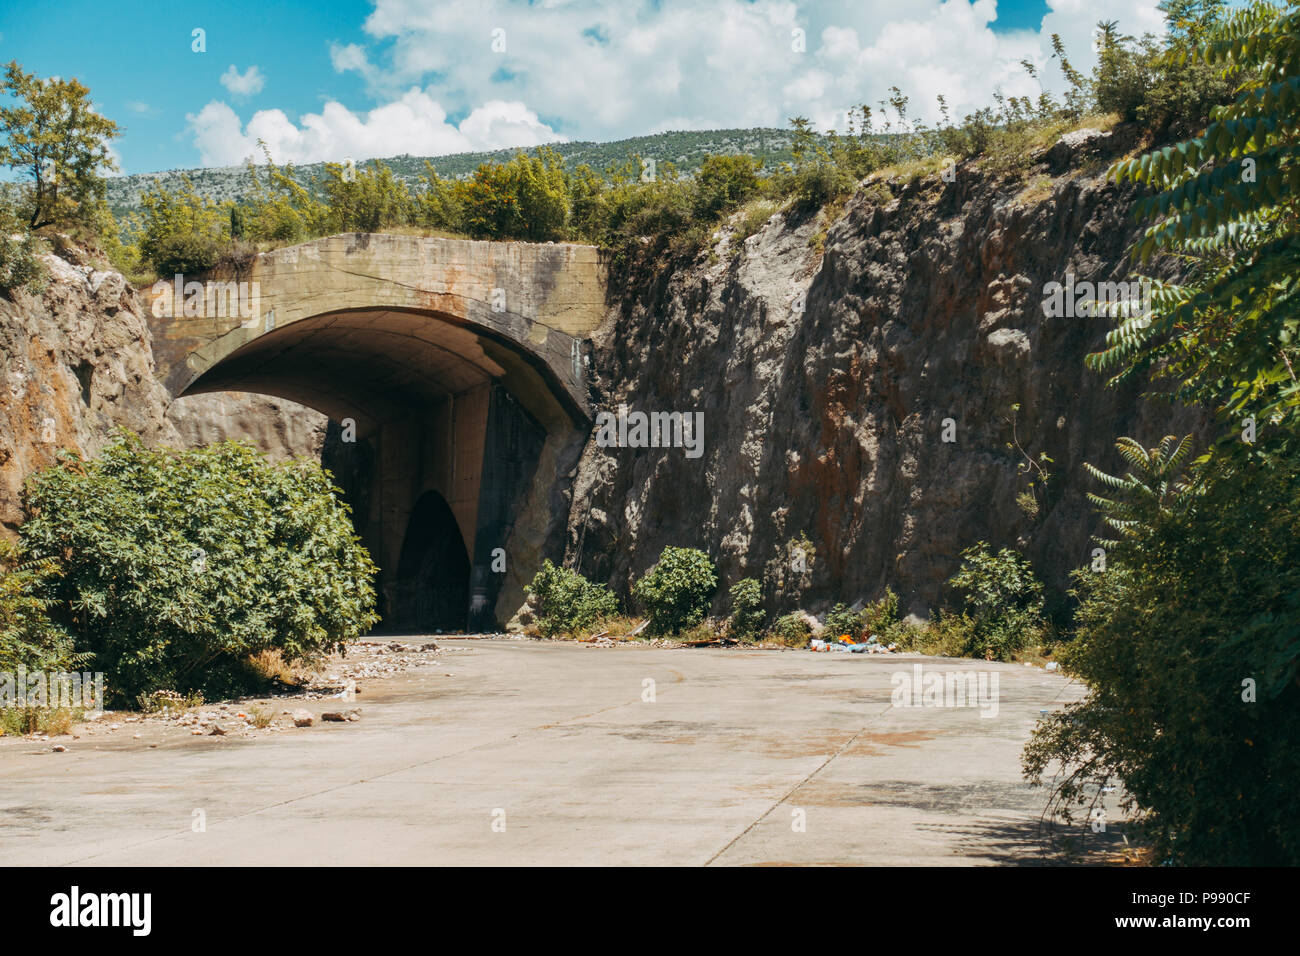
xmin=220 ymin=64 xmax=266 ymax=97
xmin=184 ymin=0 xmax=1172 ymax=168
xmin=186 ymin=88 xmax=564 ymax=166
xmin=334 ymin=0 xmax=1167 ymax=135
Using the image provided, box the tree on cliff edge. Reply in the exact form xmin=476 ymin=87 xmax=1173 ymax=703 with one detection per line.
xmin=0 ymin=60 xmax=119 ymax=230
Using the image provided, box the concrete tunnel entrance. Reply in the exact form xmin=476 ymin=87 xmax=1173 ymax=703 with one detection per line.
xmin=176 ymin=305 xmax=579 ymax=632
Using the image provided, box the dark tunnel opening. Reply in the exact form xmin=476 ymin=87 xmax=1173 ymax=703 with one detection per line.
xmin=391 ymin=491 xmax=471 ymax=633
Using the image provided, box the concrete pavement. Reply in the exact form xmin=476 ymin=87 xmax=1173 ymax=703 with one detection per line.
xmin=0 ymin=640 xmax=1120 ymax=865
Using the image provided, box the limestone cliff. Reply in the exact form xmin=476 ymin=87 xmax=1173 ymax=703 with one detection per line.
xmin=0 ymin=249 xmax=178 ymax=533
xmin=563 ymin=135 xmax=1204 ymax=617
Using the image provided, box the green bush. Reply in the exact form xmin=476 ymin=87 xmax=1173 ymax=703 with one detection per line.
xmin=133 ymin=175 xmax=228 ymax=275
xmin=948 ymin=542 xmax=1045 ymax=660
xmin=823 ymin=603 xmax=863 ymax=640
xmin=1025 ymin=451 xmax=1300 ymax=864
xmin=632 ymin=546 xmax=717 ymax=635
xmin=770 ymin=612 xmax=812 ymax=647
xmin=727 ymin=578 xmax=765 ymax=641
xmin=322 ymin=159 xmax=413 ymax=233
xmin=0 ymin=538 xmax=74 ymax=672
xmin=19 ymin=433 xmax=378 ymax=705
xmin=862 ymin=587 xmax=900 ymax=637
xmin=0 ymin=220 xmax=44 ymax=293
xmin=236 ymin=152 xmax=327 ymax=244
xmin=692 ymin=154 xmax=761 ymax=219
xmin=524 ymin=559 xmax=619 ymax=638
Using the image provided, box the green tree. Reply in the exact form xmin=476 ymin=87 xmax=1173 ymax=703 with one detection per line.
xmin=237 ymin=147 xmax=328 ymax=243
xmin=1025 ymin=452 xmax=1300 ymax=864
xmin=1097 ymin=1 xmax=1300 ymax=435
xmin=453 ymin=148 xmax=569 ymax=241
xmin=0 ymin=60 xmax=119 ymax=229
xmin=20 ymin=434 xmax=378 ymax=704
xmin=692 ymin=154 xmax=761 ymax=219
xmin=322 ymin=158 xmax=414 ymax=233
xmin=133 ymin=175 xmax=229 ymax=275
xmin=633 ymin=547 xmax=718 ymax=635
xmin=0 ymin=538 xmax=74 ymax=673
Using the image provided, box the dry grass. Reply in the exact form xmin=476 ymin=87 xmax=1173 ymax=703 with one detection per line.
xmin=137 ymin=688 xmax=204 ymax=715
xmin=0 ymin=706 xmax=80 ymax=736
xmin=730 ymin=198 xmax=782 ymax=249
xmin=243 ymin=649 xmax=314 ymax=689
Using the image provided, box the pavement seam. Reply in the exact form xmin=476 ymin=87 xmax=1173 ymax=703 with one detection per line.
xmin=702 ymin=701 xmax=895 ymax=867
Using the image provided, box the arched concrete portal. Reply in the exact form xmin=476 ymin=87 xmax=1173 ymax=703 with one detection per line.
xmin=149 ymin=234 xmax=607 ymax=630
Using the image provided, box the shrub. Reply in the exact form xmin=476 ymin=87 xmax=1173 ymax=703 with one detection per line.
xmin=862 ymin=587 xmax=900 ymax=637
xmin=19 ymin=433 xmax=378 ymax=705
xmin=322 ymin=159 xmax=414 ymax=233
xmin=0 ymin=537 xmax=75 ymax=673
xmin=0 ymin=705 xmax=77 ymax=737
xmin=769 ymin=612 xmax=812 ymax=647
xmin=0 ymin=201 xmax=45 ymax=293
xmin=450 ymin=148 xmax=569 ymax=241
xmin=727 ymin=578 xmax=765 ymax=641
xmin=1025 ymin=450 xmax=1300 ymax=864
xmin=236 ymin=153 xmax=327 ymax=244
xmin=524 ymin=559 xmax=619 ymax=638
xmin=632 ymin=546 xmax=717 ymax=635
xmin=731 ymin=198 xmax=780 ymax=247
xmin=769 ymin=159 xmax=855 ymax=212
xmin=823 ymin=603 xmax=863 ymax=640
xmin=133 ymin=175 xmax=228 ymax=275
xmin=692 ymin=154 xmax=761 ymax=219
xmin=948 ymin=543 xmax=1045 ymax=660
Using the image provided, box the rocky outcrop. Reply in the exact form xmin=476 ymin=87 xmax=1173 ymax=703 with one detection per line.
xmin=167 ymin=392 xmax=326 ymax=462
xmin=0 ymin=250 xmax=178 ymax=533
xmin=565 ymin=149 xmax=1203 ymax=617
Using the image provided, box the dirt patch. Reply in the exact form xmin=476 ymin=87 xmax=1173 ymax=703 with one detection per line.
xmin=844 ymin=729 xmax=945 ymax=757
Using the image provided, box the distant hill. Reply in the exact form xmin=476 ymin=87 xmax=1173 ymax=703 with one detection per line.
xmin=104 ymin=128 xmax=824 ymax=218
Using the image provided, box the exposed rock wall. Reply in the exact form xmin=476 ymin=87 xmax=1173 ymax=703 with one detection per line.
xmin=166 ymin=392 xmax=326 ymax=462
xmin=565 ymin=154 xmax=1203 ymax=617
xmin=0 ymin=252 xmax=178 ymax=533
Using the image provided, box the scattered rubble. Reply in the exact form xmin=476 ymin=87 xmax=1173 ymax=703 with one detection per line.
xmin=809 ymin=637 xmax=899 ymax=654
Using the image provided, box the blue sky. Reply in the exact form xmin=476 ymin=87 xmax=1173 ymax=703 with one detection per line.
xmin=0 ymin=0 xmax=1170 ymax=175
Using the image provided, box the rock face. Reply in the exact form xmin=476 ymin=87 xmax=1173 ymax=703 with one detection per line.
xmin=0 ymin=250 xmax=327 ymax=535
xmin=563 ymin=155 xmax=1203 ymax=617
xmin=0 ymin=251 xmax=179 ymax=533
xmin=167 ymin=392 xmax=327 ymax=462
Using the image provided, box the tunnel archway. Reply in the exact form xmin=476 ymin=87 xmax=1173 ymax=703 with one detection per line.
xmin=156 ymin=235 xmax=603 ymax=631
xmin=174 ymin=306 xmax=573 ymax=633
xmin=391 ymin=491 xmax=471 ymax=632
